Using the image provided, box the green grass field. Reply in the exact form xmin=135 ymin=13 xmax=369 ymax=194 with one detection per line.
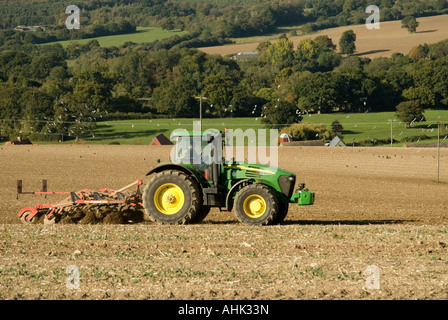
xmin=46 ymin=27 xmax=186 ymax=48
xmin=7 ymin=110 xmax=446 ymax=146
xmin=87 ymin=117 xmax=270 ymax=145
xmin=301 ymin=110 xmax=448 ymax=146
xmin=77 ymin=110 xmax=448 ymax=146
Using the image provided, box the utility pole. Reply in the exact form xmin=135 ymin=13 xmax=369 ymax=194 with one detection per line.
xmin=195 ymin=96 xmax=207 ymax=133
xmin=389 ymin=119 xmax=394 ymax=147
xmin=437 ymin=122 xmax=440 ymax=182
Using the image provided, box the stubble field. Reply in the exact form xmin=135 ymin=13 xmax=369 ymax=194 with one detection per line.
xmin=0 ymin=144 xmax=448 ymax=300
xmin=199 ymin=14 xmax=448 ymax=59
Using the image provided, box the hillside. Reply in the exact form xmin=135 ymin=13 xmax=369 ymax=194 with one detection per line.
xmin=199 ymin=14 xmax=448 ymax=59
xmin=45 ymin=27 xmax=186 ymax=48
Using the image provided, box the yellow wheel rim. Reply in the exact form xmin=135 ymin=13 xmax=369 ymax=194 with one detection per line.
xmin=243 ymin=195 xmax=266 ymax=218
xmin=154 ymin=183 xmax=185 ymax=215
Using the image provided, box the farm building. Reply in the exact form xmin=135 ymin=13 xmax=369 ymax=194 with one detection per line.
xmin=328 ymin=136 xmax=346 ymax=147
xmin=231 ymin=51 xmax=259 ymax=60
xmin=149 ymin=134 xmax=173 ymax=146
xmin=14 ymin=25 xmax=47 ymax=32
xmin=279 ymin=133 xmax=293 ymax=143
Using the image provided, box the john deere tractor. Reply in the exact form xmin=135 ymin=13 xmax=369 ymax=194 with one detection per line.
xmin=143 ymin=130 xmax=314 ymax=225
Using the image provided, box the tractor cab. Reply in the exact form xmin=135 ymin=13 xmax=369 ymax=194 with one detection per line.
xmin=170 ymin=129 xmax=223 ymax=182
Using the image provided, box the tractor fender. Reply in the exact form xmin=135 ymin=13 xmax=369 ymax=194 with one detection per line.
xmin=145 ymin=163 xmax=202 ymax=186
xmin=225 ymin=179 xmax=254 ymax=211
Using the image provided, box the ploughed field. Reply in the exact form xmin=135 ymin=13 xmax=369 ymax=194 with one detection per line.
xmin=1 ymin=145 xmax=447 ymax=300
xmin=200 ymin=14 xmax=448 ymax=59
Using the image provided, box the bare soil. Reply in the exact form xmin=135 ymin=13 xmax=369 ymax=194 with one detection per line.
xmin=1 ymin=144 xmax=448 ymax=300
xmin=199 ymin=14 xmax=448 ymax=59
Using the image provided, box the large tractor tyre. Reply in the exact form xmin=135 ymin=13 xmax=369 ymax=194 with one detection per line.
xmin=190 ymin=206 xmax=211 ymax=224
xmin=273 ymin=202 xmax=289 ymax=224
xmin=143 ymin=170 xmax=202 ymax=225
xmin=233 ymin=184 xmax=279 ymax=226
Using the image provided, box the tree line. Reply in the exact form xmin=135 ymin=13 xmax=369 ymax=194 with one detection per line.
xmin=1 ymin=0 xmax=448 ymax=141
xmin=1 ymin=30 xmax=448 ymax=141
xmin=1 ymin=0 xmax=447 ymax=45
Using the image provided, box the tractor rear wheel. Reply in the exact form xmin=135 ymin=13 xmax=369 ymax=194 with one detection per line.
xmin=233 ymin=184 xmax=279 ymax=225
xmin=190 ymin=206 xmax=211 ymax=223
xmin=273 ymin=202 xmax=289 ymax=224
xmin=143 ymin=170 xmax=201 ymax=225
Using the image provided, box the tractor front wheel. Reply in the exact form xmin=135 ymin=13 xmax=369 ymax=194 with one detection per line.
xmin=143 ymin=170 xmax=201 ymax=225
xmin=233 ymin=184 xmax=279 ymax=226
xmin=273 ymin=202 xmax=289 ymax=224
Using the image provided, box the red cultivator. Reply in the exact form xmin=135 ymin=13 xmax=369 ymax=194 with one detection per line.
xmin=17 ymin=179 xmax=145 ymax=224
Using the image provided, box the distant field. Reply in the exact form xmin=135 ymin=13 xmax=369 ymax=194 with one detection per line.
xmin=32 ymin=110 xmax=446 ymax=146
xmin=45 ymin=27 xmax=186 ymax=48
xmin=4 ymin=111 xmax=445 ymax=146
xmin=200 ymin=14 xmax=448 ymax=59
xmin=88 ymin=117 xmax=271 ymax=145
xmin=301 ymin=110 xmax=448 ymax=146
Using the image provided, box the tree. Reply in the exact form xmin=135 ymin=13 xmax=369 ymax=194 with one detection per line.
xmin=72 ymin=68 xmax=116 ymax=109
xmin=331 ymin=120 xmax=344 ymax=134
xmin=314 ymin=35 xmax=337 ymax=53
xmin=339 ymin=30 xmax=356 ymax=55
xmin=150 ymin=69 xmax=197 ymax=118
xmin=395 ymin=100 xmax=425 ymax=127
xmin=402 ymin=16 xmax=419 ymax=33
xmin=295 ymin=38 xmax=319 ymax=61
xmin=265 ymin=34 xmax=294 ymax=69
xmin=202 ymin=74 xmax=237 ymax=117
xmin=408 ymin=45 xmax=426 ymax=61
xmin=294 ymin=72 xmax=341 ymax=113
xmin=261 ymin=99 xmax=302 ymax=129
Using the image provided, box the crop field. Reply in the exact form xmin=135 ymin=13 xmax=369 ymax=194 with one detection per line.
xmin=1 ymin=144 xmax=448 ymax=300
xmin=199 ymin=14 xmax=448 ymax=58
xmin=45 ymin=27 xmax=186 ymax=48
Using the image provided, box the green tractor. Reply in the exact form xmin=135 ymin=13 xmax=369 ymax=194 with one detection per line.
xmin=142 ymin=129 xmax=314 ymax=225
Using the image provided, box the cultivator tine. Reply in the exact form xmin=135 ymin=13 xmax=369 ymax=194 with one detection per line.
xmin=93 ymin=192 xmax=103 ymax=200
xmin=70 ymin=192 xmax=80 ymax=202
xmin=17 ymin=180 xmax=22 ymax=199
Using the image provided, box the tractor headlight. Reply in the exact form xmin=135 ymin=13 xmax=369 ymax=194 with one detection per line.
xmin=278 ymin=175 xmax=296 ymax=198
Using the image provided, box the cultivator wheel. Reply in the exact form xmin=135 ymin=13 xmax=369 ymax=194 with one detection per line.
xmin=19 ymin=210 xmax=38 ymax=224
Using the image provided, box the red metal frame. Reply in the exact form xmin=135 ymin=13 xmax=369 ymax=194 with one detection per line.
xmin=17 ymin=179 xmax=143 ymax=223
